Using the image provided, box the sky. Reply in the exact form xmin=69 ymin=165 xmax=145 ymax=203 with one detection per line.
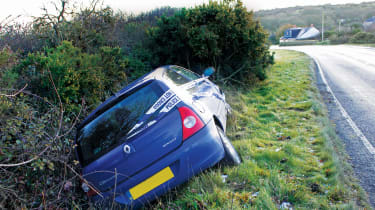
xmin=1 ymin=0 xmax=374 ymax=23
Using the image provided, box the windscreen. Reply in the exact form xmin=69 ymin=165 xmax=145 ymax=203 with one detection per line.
xmin=164 ymin=68 xmax=191 ymax=85
xmin=170 ymin=66 xmax=200 ymax=81
xmin=77 ymin=82 xmax=163 ymax=165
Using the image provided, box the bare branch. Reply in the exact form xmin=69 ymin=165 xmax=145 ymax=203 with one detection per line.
xmin=219 ymin=63 xmax=248 ymax=82
xmin=112 ymin=168 xmax=117 ymax=209
xmin=84 ymin=0 xmax=102 ymax=16
xmin=20 ymin=90 xmax=55 ymax=107
xmin=47 ymin=68 xmax=64 ymax=138
xmin=0 ymin=15 xmax=12 ymax=25
xmin=58 ymin=98 xmax=85 ymax=138
xmin=0 ymin=145 xmax=51 ymax=167
xmin=57 ymin=0 xmax=67 ymax=23
xmin=60 ymin=161 xmax=104 ymax=198
xmin=0 ymin=83 xmax=28 ymax=97
xmin=0 ymin=15 xmax=21 ymax=29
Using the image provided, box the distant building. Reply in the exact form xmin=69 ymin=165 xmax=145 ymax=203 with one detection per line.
xmin=283 ymin=27 xmax=302 ymax=39
xmin=363 ymin=16 xmax=375 ymax=32
xmin=281 ymin=25 xmax=320 ymax=41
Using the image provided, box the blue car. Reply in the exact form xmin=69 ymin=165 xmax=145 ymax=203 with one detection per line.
xmin=75 ymin=65 xmax=241 ymax=207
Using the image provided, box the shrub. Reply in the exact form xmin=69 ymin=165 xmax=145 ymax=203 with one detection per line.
xmin=350 ymin=31 xmax=375 ymax=43
xmin=17 ymin=41 xmax=128 ymax=113
xmin=98 ymin=46 xmax=128 ymax=92
xmin=148 ymin=0 xmax=273 ymax=84
xmin=0 ymin=47 xmax=19 ymax=88
xmin=126 ymin=45 xmax=153 ymax=81
xmin=329 ymin=34 xmax=351 ymax=44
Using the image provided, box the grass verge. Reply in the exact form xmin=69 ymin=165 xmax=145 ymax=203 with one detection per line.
xmin=345 ymin=43 xmax=375 ymax=48
xmin=149 ymin=50 xmax=370 ymax=209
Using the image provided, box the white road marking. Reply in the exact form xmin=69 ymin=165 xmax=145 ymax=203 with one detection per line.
xmin=313 ymin=56 xmax=375 ymax=156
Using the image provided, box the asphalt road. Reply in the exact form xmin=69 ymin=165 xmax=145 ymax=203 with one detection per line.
xmin=275 ymin=45 xmax=375 ymax=207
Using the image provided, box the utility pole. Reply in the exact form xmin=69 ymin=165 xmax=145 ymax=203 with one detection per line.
xmin=322 ymin=12 xmax=324 ymax=41
xmin=338 ymin=19 xmax=344 ymax=34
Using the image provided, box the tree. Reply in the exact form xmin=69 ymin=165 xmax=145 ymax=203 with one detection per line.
xmin=32 ymin=0 xmax=115 ymax=51
xmin=32 ymin=0 xmax=72 ymax=47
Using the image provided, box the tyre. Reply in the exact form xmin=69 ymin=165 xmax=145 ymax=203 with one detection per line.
xmin=217 ymin=126 xmax=241 ymax=166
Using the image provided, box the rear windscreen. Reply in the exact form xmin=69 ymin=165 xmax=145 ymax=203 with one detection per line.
xmin=77 ymin=82 xmax=163 ymax=165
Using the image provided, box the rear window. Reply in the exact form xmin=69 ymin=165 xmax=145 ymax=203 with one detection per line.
xmin=77 ymin=82 xmax=163 ymax=165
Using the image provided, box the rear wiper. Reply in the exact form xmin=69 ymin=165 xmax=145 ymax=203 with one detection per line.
xmin=126 ymin=89 xmax=176 ymax=137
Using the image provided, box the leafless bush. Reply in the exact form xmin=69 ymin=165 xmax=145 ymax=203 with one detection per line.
xmin=0 ymin=16 xmax=44 ymax=53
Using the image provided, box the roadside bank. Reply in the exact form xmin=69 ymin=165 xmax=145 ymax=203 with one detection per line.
xmin=149 ymin=50 xmax=370 ymax=209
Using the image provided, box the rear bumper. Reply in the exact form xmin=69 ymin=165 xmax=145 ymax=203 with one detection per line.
xmin=91 ymin=119 xmax=225 ymax=207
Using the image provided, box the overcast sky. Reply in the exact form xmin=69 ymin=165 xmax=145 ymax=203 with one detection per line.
xmin=1 ymin=0 xmax=374 ymax=23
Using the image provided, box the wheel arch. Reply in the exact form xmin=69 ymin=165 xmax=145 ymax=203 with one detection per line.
xmin=213 ymin=115 xmax=224 ymax=131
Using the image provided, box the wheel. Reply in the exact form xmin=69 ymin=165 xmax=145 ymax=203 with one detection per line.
xmin=217 ymin=126 xmax=241 ymax=166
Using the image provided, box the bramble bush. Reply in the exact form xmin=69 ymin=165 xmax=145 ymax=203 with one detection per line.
xmin=0 ymin=46 xmax=85 ymax=209
xmin=17 ymin=41 xmax=127 ymax=113
xmin=0 ymin=93 xmax=83 ymax=209
xmin=148 ymin=0 xmax=274 ymax=84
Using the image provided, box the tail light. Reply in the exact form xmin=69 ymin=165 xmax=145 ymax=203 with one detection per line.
xmin=178 ymin=106 xmax=204 ymax=141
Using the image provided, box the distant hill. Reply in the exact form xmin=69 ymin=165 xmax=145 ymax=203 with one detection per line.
xmin=254 ymin=1 xmax=375 ymax=34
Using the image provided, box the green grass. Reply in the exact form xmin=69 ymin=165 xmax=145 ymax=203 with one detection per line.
xmin=148 ymin=50 xmax=370 ymax=209
xmin=279 ymin=40 xmax=319 ymax=46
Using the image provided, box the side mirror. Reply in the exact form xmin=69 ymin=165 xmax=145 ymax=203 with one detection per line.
xmin=203 ymin=67 xmax=215 ymax=77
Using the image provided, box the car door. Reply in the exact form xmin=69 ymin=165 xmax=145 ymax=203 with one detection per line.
xmin=193 ymin=78 xmax=227 ymax=126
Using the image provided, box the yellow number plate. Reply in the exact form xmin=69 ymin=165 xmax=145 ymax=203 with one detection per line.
xmin=129 ymin=167 xmax=174 ymax=200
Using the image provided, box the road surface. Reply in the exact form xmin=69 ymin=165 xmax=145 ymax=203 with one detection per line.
xmin=275 ymin=45 xmax=375 ymax=207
